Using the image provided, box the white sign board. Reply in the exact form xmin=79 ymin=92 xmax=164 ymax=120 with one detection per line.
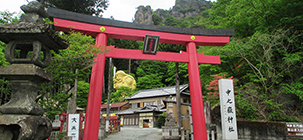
xmin=219 ymin=79 xmax=238 ymax=140
xmin=68 ymin=114 xmax=80 ymax=140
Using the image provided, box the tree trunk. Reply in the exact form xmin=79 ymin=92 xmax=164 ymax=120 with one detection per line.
xmin=128 ymin=59 xmax=131 ymax=73
xmin=106 ymin=58 xmax=113 ymax=133
xmin=175 ymin=62 xmax=182 ymax=128
xmin=67 ymin=69 xmax=78 ymax=114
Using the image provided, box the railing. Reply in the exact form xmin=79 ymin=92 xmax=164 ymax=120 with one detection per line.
xmin=109 ymin=118 xmax=121 ymax=134
xmin=101 ymin=116 xmax=121 ymax=134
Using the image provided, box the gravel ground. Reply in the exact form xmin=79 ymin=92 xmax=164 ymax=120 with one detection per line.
xmin=104 ymin=126 xmax=162 ymax=140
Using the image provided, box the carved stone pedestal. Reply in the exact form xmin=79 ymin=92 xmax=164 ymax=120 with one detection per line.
xmin=0 ymin=115 xmax=52 ymax=140
xmin=162 ymin=126 xmax=180 ymax=140
xmin=0 ymin=64 xmax=53 ymax=140
xmin=0 ymin=64 xmax=52 ymax=115
xmin=99 ymin=116 xmax=107 ymax=140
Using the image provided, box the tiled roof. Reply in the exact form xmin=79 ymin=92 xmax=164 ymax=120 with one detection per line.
xmin=116 ymin=105 xmax=166 ymax=115
xmin=135 ymin=105 xmax=165 ymax=113
xmin=125 ymin=84 xmax=189 ymax=100
xmin=116 ymin=108 xmax=142 ymax=115
xmin=101 ymin=102 xmax=128 ymax=109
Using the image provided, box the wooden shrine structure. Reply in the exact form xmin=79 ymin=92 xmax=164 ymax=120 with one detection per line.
xmin=48 ymin=7 xmax=234 ymax=140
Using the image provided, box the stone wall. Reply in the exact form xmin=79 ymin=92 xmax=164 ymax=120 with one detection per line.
xmin=214 ymin=121 xmax=303 ymax=140
xmin=237 ymin=121 xmax=287 ymax=140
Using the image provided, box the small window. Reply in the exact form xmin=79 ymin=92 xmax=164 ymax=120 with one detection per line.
xmin=130 ymin=103 xmax=140 ymax=108
xmin=183 ymin=99 xmax=190 ymax=103
xmin=144 ymin=101 xmax=155 ymax=106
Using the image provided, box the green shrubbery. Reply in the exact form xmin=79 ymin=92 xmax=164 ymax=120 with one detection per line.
xmin=156 ymin=112 xmax=166 ymax=128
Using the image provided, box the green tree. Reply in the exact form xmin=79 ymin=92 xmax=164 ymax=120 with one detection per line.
xmin=0 ymin=11 xmax=19 ymax=25
xmin=136 ymin=74 xmax=165 ymax=90
xmin=152 ymin=12 xmax=162 ymax=25
xmin=39 ymin=0 xmax=109 ymax=16
xmin=0 ymin=41 xmax=9 ymax=67
xmin=165 ymin=62 xmax=189 ymax=86
xmin=37 ymin=31 xmax=107 ymax=119
xmin=227 ymin=29 xmax=303 ymax=121
xmin=76 ymin=80 xmax=90 ymax=109
xmin=135 ymin=60 xmax=170 ymax=89
xmin=164 ymin=13 xmax=179 ymax=27
xmin=110 ymin=87 xmax=136 ymax=103
xmin=209 ymin=0 xmax=303 ymax=37
xmin=156 ymin=112 xmax=166 ymax=128
xmin=231 ymin=29 xmax=301 ymax=95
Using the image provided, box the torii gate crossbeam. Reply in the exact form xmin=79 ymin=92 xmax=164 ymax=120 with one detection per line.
xmin=48 ymin=7 xmax=234 ymax=140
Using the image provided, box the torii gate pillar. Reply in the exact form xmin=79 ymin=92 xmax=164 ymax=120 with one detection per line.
xmin=187 ymin=42 xmax=207 ymax=139
xmin=84 ymin=33 xmax=107 ymax=139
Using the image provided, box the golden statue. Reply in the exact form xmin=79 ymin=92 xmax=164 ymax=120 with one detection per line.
xmin=113 ymin=70 xmax=136 ymax=90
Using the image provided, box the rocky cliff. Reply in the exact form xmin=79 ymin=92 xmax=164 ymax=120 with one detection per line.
xmin=133 ymin=0 xmax=212 ymax=25
xmin=133 ymin=6 xmax=154 ymax=25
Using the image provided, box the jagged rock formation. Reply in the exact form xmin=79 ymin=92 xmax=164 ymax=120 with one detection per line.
xmin=171 ymin=0 xmax=212 ymax=19
xmin=133 ymin=5 xmax=154 ymax=25
xmin=133 ymin=0 xmax=212 ymax=24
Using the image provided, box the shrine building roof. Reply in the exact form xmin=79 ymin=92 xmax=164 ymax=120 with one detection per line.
xmin=125 ymin=84 xmax=189 ymax=100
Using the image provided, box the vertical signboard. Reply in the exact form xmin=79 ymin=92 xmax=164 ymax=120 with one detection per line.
xmin=68 ymin=114 xmax=80 ymax=140
xmin=143 ymin=35 xmax=159 ymax=55
xmin=219 ymin=79 xmax=238 ymax=140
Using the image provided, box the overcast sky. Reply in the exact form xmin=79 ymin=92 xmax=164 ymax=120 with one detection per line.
xmin=0 ymin=0 xmax=214 ymax=22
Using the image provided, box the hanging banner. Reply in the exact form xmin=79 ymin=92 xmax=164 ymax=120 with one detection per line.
xmin=143 ymin=35 xmax=159 ymax=55
xmin=68 ymin=114 xmax=80 ymax=140
xmin=219 ymin=79 xmax=238 ymax=140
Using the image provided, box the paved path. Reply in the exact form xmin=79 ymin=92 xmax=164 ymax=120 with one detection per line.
xmin=104 ymin=126 xmax=162 ymax=140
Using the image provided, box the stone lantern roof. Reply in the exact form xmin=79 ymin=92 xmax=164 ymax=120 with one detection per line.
xmin=0 ymin=1 xmax=69 ymax=68
xmin=0 ymin=1 xmax=68 ymax=51
xmin=0 ymin=22 xmax=68 ymax=51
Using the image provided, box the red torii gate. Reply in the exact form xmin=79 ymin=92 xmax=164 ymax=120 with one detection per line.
xmin=48 ymin=7 xmax=234 ymax=140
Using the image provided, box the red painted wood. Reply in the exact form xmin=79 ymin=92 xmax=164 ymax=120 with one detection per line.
xmin=104 ymin=47 xmax=221 ymax=64
xmin=83 ymin=33 xmax=107 ymax=140
xmin=187 ymin=42 xmax=208 ymax=140
xmin=53 ymin=18 xmax=230 ymax=46
xmin=105 ymin=47 xmax=188 ymax=63
xmin=54 ymin=15 xmax=231 ymax=140
xmin=197 ymin=53 xmax=221 ymax=64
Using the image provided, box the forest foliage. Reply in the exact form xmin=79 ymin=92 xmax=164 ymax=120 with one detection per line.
xmin=38 ymin=0 xmax=109 ymax=17
xmin=129 ymin=0 xmax=303 ymax=122
xmin=1 ymin=0 xmax=303 ymax=122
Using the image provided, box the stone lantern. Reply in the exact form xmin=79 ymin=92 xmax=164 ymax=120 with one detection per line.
xmin=0 ymin=1 xmax=68 ymax=139
xmin=162 ymin=95 xmax=180 ymax=140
